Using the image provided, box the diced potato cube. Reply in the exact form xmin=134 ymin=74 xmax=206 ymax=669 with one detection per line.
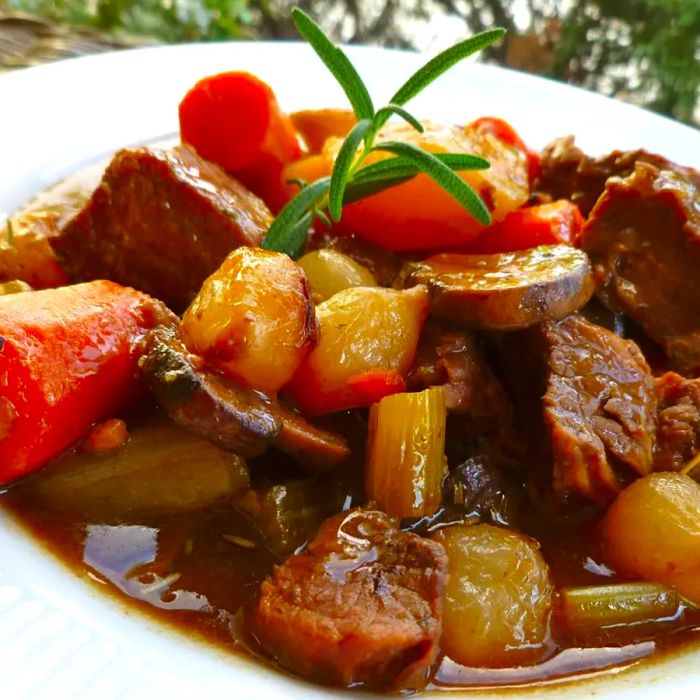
xmin=181 ymin=247 xmax=317 ymax=395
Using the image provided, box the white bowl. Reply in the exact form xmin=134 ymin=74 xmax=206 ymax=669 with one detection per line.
xmin=1 ymin=41 xmax=699 ymax=700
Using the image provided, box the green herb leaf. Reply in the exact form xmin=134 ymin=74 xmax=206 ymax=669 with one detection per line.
xmin=430 ymin=153 xmax=491 ymax=170
xmin=281 ymin=212 xmax=315 ymax=259
xmin=5 ymin=219 xmax=14 ymax=246
xmin=374 ymin=104 xmax=424 ymax=133
xmin=314 ymin=207 xmax=332 ymax=228
xmin=285 ymin=177 xmax=308 ymax=190
xmin=328 ymin=118 xmax=373 ymax=221
xmin=375 ymin=28 xmax=506 ymax=130
xmin=343 ymin=175 xmax=415 ymax=204
xmin=291 ymin=9 xmax=374 ymax=121
xmin=262 ymin=177 xmax=331 ymax=256
xmin=373 ymin=141 xmax=492 ymax=225
xmin=353 ymin=152 xmax=490 ymax=185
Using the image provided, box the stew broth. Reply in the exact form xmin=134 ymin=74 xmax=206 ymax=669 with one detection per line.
xmin=2 ymin=404 xmax=699 ymax=691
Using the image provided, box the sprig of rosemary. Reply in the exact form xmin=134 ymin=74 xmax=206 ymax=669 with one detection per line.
xmin=4 ymin=219 xmax=14 ymax=247
xmin=261 ymin=8 xmax=506 ymax=258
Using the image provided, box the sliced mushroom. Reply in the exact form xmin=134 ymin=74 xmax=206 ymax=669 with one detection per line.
xmin=140 ymin=326 xmax=349 ymax=469
xmin=405 ymin=245 xmax=594 ymax=331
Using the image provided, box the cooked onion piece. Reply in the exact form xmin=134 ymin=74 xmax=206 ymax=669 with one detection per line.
xmin=432 ymin=523 xmax=554 ymax=668
xmin=286 ymin=285 xmax=429 ymax=414
xmin=298 ymin=249 xmax=376 ymax=304
xmin=603 ymin=472 xmax=700 ymax=606
xmin=181 ymin=246 xmax=317 ymax=396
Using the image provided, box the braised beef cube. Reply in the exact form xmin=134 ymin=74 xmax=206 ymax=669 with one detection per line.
xmin=250 ymin=509 xmax=447 ymax=691
xmin=52 ymin=145 xmax=273 ymax=310
xmin=654 ymin=372 xmax=700 ymax=472
xmin=581 ymin=163 xmax=700 ymax=374
xmin=508 ymin=315 xmax=656 ymax=504
xmin=407 ymin=323 xmax=519 ymax=459
xmin=533 ymin=136 xmax=700 ymax=217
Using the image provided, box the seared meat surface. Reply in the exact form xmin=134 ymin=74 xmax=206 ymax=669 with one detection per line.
xmin=534 ymin=135 xmax=700 ymax=216
xmin=654 ymin=372 xmax=700 ymax=472
xmin=509 ymin=314 xmax=656 ymax=503
xmin=407 ymin=323 xmax=519 ymax=457
xmin=250 ymin=509 xmax=447 ymax=690
xmin=52 ymin=145 xmax=273 ymax=310
xmin=581 ymin=163 xmax=700 ymax=374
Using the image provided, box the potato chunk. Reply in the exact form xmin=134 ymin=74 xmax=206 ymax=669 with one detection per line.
xmin=181 ymin=247 xmax=317 ymax=395
xmin=603 ymin=472 xmax=700 ymax=605
xmin=286 ymin=285 xmax=429 ymax=414
xmin=432 ymin=524 xmax=554 ymax=668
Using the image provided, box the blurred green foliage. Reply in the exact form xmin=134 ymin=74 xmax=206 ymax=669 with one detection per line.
xmin=554 ymin=0 xmax=700 ymax=126
xmin=1 ymin=0 xmax=697 ymax=126
xmin=1 ymin=0 xmax=253 ymax=41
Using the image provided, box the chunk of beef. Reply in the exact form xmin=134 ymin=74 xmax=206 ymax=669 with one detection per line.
xmin=654 ymin=372 xmax=700 ymax=472
xmin=407 ymin=323 xmax=519 ymax=458
xmin=52 ymin=145 xmax=273 ymax=311
xmin=510 ymin=315 xmax=656 ymax=503
xmin=250 ymin=509 xmax=447 ymax=691
xmin=533 ymin=136 xmax=700 ymax=217
xmin=581 ymin=163 xmax=700 ymax=374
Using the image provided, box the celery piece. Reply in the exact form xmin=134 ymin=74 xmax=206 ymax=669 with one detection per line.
xmin=559 ymin=582 xmax=684 ymax=639
xmin=366 ymin=386 xmax=447 ymax=518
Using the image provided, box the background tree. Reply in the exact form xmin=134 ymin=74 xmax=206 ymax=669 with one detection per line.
xmin=1 ymin=0 xmax=698 ymax=126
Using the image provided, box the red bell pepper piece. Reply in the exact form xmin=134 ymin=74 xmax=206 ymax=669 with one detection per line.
xmin=347 ymin=370 xmax=407 ymax=406
xmin=0 ymin=281 xmax=170 ymax=484
xmin=464 ymin=200 xmax=585 ymax=255
xmin=179 ymin=71 xmax=302 ymax=212
xmin=469 ymin=116 xmax=540 ymax=183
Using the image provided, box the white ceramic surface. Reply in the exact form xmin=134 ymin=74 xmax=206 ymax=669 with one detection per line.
xmin=1 ymin=42 xmax=699 ymax=700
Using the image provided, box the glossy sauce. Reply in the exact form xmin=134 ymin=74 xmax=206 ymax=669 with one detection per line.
xmin=2 ymin=162 xmax=700 ymax=692
xmin=2 ymin=405 xmax=699 ymax=692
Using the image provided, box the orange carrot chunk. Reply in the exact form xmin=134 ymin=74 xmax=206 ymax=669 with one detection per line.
xmin=179 ymin=71 xmax=301 ymax=211
xmin=0 ymin=281 xmax=171 ymax=484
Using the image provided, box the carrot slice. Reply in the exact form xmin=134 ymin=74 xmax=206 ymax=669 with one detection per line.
xmin=469 ymin=116 xmax=540 ymax=182
xmin=179 ymin=71 xmax=302 ymax=211
xmin=0 ymin=281 xmax=171 ymax=483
